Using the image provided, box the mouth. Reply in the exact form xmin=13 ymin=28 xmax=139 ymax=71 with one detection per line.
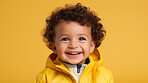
xmin=66 ymin=52 xmax=82 ymax=55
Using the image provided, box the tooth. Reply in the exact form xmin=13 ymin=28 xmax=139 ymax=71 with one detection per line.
xmin=69 ymin=52 xmax=79 ymax=54
xmin=71 ymin=52 xmax=77 ymax=54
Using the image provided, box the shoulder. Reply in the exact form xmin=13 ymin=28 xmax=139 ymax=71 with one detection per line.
xmin=38 ymin=68 xmax=58 ymax=76
xmin=97 ymin=66 xmax=114 ymax=83
xmin=100 ymin=66 xmax=113 ymax=76
xmin=35 ymin=68 xmax=73 ymax=83
xmin=35 ymin=68 xmax=57 ymax=83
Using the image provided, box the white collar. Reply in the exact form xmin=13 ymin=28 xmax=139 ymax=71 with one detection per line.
xmin=62 ymin=61 xmax=87 ymax=83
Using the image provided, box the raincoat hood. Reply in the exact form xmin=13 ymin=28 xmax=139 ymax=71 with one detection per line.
xmin=45 ymin=48 xmax=103 ymax=70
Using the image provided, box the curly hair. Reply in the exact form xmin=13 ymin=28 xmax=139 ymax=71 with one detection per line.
xmin=43 ymin=3 xmax=106 ymax=49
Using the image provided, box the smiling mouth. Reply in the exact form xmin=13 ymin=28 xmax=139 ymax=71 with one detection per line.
xmin=66 ymin=52 xmax=82 ymax=55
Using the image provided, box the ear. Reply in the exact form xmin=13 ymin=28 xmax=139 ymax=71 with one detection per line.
xmin=51 ymin=42 xmax=57 ymax=54
xmin=90 ymin=41 xmax=95 ymax=53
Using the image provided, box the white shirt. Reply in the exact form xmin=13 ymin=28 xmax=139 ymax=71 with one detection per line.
xmin=62 ymin=62 xmax=87 ymax=83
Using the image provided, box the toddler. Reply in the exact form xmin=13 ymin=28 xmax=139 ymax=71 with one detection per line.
xmin=35 ymin=3 xmax=114 ymax=83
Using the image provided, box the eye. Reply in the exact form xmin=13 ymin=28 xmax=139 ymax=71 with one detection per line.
xmin=61 ymin=38 xmax=69 ymax=41
xmin=79 ymin=37 xmax=86 ymax=41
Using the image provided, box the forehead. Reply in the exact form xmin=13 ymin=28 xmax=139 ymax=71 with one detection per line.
xmin=54 ymin=21 xmax=91 ymax=35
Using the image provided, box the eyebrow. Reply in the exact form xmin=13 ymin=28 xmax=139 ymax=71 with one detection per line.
xmin=78 ymin=34 xmax=89 ymax=38
xmin=58 ymin=34 xmax=69 ymax=39
xmin=58 ymin=34 xmax=89 ymax=39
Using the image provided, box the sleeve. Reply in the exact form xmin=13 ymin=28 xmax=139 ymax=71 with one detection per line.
xmin=34 ymin=72 xmax=47 ymax=83
xmin=109 ymin=72 xmax=114 ymax=83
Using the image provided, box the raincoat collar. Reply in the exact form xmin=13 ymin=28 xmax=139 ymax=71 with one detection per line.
xmin=45 ymin=48 xmax=103 ymax=70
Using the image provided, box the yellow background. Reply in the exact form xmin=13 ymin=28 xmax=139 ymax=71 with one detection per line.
xmin=0 ymin=0 xmax=148 ymax=83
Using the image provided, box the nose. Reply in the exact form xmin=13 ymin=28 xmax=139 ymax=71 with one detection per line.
xmin=68 ymin=40 xmax=78 ymax=49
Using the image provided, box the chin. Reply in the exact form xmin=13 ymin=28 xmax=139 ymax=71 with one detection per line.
xmin=68 ymin=60 xmax=85 ymax=64
xmin=64 ymin=60 xmax=81 ymax=64
xmin=70 ymin=62 xmax=80 ymax=64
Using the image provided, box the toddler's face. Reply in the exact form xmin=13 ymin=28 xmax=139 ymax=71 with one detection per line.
xmin=52 ymin=21 xmax=95 ymax=64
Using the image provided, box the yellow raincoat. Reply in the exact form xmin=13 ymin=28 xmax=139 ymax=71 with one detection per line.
xmin=35 ymin=49 xmax=114 ymax=83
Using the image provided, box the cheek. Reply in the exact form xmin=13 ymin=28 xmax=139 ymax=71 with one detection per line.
xmin=81 ymin=42 xmax=91 ymax=50
xmin=56 ymin=43 xmax=67 ymax=52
